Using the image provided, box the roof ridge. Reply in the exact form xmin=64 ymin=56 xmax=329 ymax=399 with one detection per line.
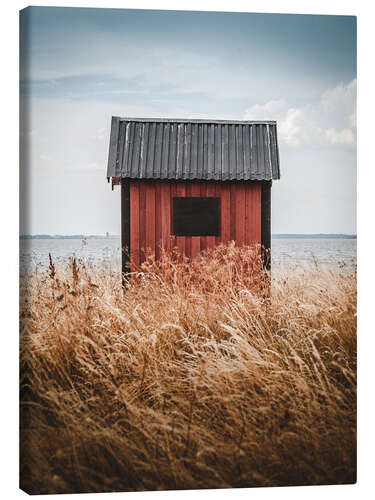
xmin=115 ymin=116 xmax=277 ymax=125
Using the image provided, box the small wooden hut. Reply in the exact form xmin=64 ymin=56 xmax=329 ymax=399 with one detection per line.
xmin=106 ymin=117 xmax=280 ymax=276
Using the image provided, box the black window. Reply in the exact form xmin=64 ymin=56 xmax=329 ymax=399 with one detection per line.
xmin=173 ymin=197 xmax=220 ymax=237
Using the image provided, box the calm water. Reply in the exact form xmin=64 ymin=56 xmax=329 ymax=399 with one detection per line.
xmin=20 ymin=237 xmax=356 ymax=271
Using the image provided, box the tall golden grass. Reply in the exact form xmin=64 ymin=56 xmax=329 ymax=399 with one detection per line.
xmin=20 ymin=243 xmax=356 ymax=494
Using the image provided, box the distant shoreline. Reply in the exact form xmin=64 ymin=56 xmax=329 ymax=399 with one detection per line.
xmin=272 ymin=234 xmax=356 ymax=239
xmin=19 ymin=235 xmax=120 ymax=240
xmin=20 ymin=234 xmax=357 ymax=240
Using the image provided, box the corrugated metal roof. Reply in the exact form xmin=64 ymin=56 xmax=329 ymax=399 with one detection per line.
xmin=107 ymin=117 xmax=280 ymax=181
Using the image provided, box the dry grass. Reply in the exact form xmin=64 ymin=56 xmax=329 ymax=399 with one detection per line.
xmin=20 ymin=243 xmax=356 ymax=494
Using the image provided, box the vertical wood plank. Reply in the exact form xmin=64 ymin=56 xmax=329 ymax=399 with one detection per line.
xmin=214 ymin=183 xmax=221 ymax=246
xmin=256 ymin=183 xmax=262 ymax=244
xmin=251 ymin=183 xmax=257 ymax=246
xmin=254 ymin=183 xmax=261 ymax=245
xmin=139 ymin=181 xmax=147 ymax=263
xmin=145 ymin=182 xmax=156 ymax=256
xmin=206 ymin=183 xmax=216 ymax=249
xmin=245 ymin=183 xmax=253 ymax=246
xmin=173 ymin=182 xmax=186 ymax=259
xmin=261 ymin=181 xmax=271 ymax=269
xmin=220 ymin=182 xmax=231 ymax=244
xmin=121 ymin=179 xmax=131 ymax=280
xmin=254 ymin=184 xmax=259 ymax=244
xmin=190 ymin=183 xmax=201 ymax=258
xmin=130 ymin=180 xmax=140 ymax=268
xmin=161 ymin=182 xmax=171 ymax=253
xmin=235 ymin=183 xmax=246 ymax=247
xmin=155 ymin=182 xmax=162 ymax=259
xmin=200 ymin=182 xmax=207 ymax=251
xmin=230 ymin=183 xmax=236 ymax=242
xmin=184 ymin=183 xmax=192 ymax=258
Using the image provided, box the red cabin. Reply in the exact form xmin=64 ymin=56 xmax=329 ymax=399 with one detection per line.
xmin=106 ymin=117 xmax=280 ymax=276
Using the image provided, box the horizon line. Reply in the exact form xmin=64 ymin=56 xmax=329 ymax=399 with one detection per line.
xmin=20 ymin=232 xmax=357 ymax=237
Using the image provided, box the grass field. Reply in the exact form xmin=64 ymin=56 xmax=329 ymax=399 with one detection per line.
xmin=20 ymin=244 xmax=356 ymax=494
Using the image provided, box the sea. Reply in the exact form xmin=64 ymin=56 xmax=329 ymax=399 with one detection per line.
xmin=20 ymin=237 xmax=357 ymax=271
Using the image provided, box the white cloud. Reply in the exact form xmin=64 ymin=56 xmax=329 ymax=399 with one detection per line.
xmin=244 ymin=79 xmax=356 ymax=149
xmin=242 ymin=99 xmax=286 ymax=120
xmin=326 ymin=128 xmax=355 ymax=146
xmin=244 ymin=100 xmax=311 ymax=147
xmin=321 ymin=79 xmax=356 ymax=124
xmin=278 ymin=108 xmax=305 ymax=147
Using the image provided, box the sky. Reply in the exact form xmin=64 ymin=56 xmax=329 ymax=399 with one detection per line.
xmin=20 ymin=7 xmax=356 ymax=235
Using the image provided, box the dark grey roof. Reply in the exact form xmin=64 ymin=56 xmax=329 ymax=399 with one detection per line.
xmin=107 ymin=117 xmax=280 ymax=181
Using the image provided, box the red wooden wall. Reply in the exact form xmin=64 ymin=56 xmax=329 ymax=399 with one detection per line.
xmin=129 ymin=180 xmax=261 ymax=267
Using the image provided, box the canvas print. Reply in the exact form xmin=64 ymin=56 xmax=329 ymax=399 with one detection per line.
xmin=19 ymin=7 xmax=357 ymax=495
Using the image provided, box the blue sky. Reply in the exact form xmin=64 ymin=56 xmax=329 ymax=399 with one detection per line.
xmin=20 ymin=7 xmax=356 ymax=234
